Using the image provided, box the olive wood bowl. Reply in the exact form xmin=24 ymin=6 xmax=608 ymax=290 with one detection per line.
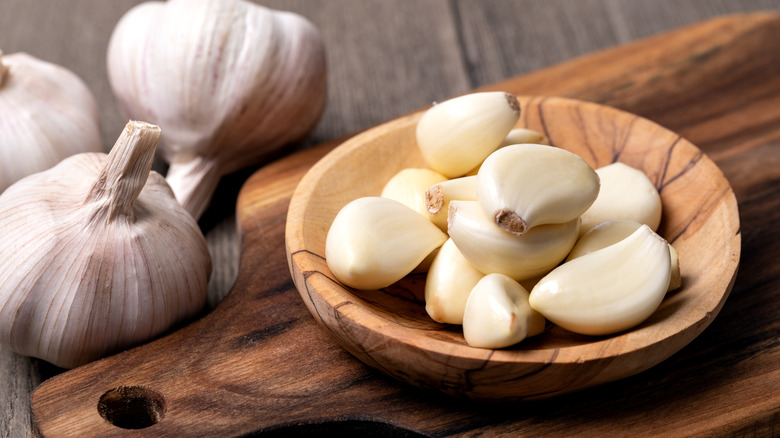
xmin=285 ymin=95 xmax=740 ymax=401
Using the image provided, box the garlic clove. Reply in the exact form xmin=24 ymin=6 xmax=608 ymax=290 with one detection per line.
xmin=0 ymin=51 xmax=102 ymax=193
xmin=567 ymin=219 xmax=681 ymax=292
xmin=325 ymin=197 xmax=448 ymax=290
xmin=0 ymin=121 xmax=211 ymax=369
xmin=579 ymin=162 xmax=662 ymax=235
xmin=529 ymin=224 xmax=671 ymax=336
xmin=381 ymin=168 xmax=448 ymax=220
xmin=424 ymin=239 xmax=485 ymax=324
xmin=500 ymin=128 xmax=549 ymax=147
xmin=425 ymin=175 xmax=477 ymax=231
xmin=477 ymin=143 xmax=600 ymax=235
xmin=108 ymin=0 xmax=327 ymax=220
xmin=447 ymin=200 xmax=580 ymax=281
xmin=462 ymin=273 xmax=546 ymax=349
xmin=416 ymin=92 xmax=520 ymax=178
xmin=465 ymin=128 xmax=550 ymax=176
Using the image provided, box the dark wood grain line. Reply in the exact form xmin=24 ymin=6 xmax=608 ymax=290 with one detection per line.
xmin=658 ymin=150 xmax=704 ymax=194
xmin=657 ymin=135 xmax=684 ymax=190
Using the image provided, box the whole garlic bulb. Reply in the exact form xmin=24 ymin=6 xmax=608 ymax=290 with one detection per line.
xmin=0 ymin=51 xmax=102 ymax=193
xmin=0 ymin=121 xmax=211 ymax=369
xmin=107 ymin=0 xmax=327 ymax=219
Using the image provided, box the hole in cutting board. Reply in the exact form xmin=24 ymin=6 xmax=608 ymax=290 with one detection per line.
xmin=97 ymin=385 xmax=166 ymax=429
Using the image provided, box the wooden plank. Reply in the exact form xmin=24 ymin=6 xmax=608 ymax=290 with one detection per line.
xmin=29 ymin=12 xmax=780 ymax=437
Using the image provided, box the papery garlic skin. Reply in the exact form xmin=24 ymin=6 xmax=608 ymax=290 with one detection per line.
xmin=425 ymin=239 xmax=485 ymax=324
xmin=416 ymin=92 xmax=520 ymax=178
xmin=462 ymin=273 xmax=545 ymax=349
xmin=381 ymin=168 xmax=447 ymax=219
xmin=0 ymin=51 xmax=102 ymax=193
xmin=568 ymin=219 xmax=681 ymax=292
xmin=107 ymin=0 xmax=327 ymax=220
xmin=447 ymin=200 xmax=580 ymax=281
xmin=579 ymin=162 xmax=662 ymax=235
xmin=0 ymin=121 xmax=211 ymax=369
xmin=425 ymin=175 xmax=477 ymax=231
xmin=477 ymin=143 xmax=600 ymax=235
xmin=325 ymin=197 xmax=447 ymax=290
xmin=529 ymin=225 xmax=671 ymax=336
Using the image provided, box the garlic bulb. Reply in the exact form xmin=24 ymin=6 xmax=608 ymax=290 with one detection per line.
xmin=0 ymin=51 xmax=102 ymax=193
xmin=0 ymin=121 xmax=211 ymax=369
xmin=529 ymin=224 xmax=671 ymax=336
xmin=107 ymin=0 xmax=327 ymax=219
xmin=326 ymin=197 xmax=447 ymax=290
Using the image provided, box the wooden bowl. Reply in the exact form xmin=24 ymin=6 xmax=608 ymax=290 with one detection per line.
xmin=285 ymin=95 xmax=740 ymax=401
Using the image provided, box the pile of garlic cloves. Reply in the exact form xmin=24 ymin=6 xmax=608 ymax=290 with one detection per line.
xmin=0 ymin=121 xmax=211 ymax=369
xmin=325 ymin=92 xmax=681 ymax=349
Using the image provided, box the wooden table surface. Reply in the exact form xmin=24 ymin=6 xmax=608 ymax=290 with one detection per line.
xmin=2 ymin=1 xmax=780 ymax=437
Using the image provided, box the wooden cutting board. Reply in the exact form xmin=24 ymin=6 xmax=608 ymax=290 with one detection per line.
xmin=31 ymin=13 xmax=780 ymax=437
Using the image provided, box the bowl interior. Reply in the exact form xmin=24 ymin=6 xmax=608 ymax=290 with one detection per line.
xmin=286 ymin=95 xmax=740 ymax=400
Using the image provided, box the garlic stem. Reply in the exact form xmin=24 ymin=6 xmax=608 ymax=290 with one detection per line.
xmin=165 ymin=158 xmax=222 ymax=220
xmin=85 ymin=121 xmax=160 ymax=221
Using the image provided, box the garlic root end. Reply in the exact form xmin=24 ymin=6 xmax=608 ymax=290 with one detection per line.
xmin=495 ymin=209 xmax=527 ymax=235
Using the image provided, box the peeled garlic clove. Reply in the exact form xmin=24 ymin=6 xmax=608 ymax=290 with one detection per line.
xmin=500 ymin=128 xmax=549 ymax=147
xmin=579 ymin=162 xmax=662 ymax=235
xmin=381 ymin=168 xmax=447 ymax=219
xmin=448 ymin=200 xmax=580 ymax=281
xmin=326 ymin=197 xmax=447 ymax=290
xmin=0 ymin=51 xmax=102 ymax=193
xmin=477 ymin=144 xmax=600 ymax=235
xmin=424 ymin=239 xmax=485 ymax=324
xmin=425 ymin=175 xmax=477 ymax=231
xmin=465 ymin=128 xmax=549 ymax=176
xmin=529 ymin=224 xmax=671 ymax=336
xmin=0 ymin=121 xmax=211 ymax=369
xmin=568 ymin=219 xmax=681 ymax=292
xmin=108 ymin=0 xmax=327 ymax=220
xmin=416 ymin=92 xmax=520 ymax=178
xmin=462 ymin=273 xmax=546 ymax=349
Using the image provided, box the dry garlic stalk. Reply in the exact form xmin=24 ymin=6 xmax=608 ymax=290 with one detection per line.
xmin=326 ymin=197 xmax=447 ymax=290
xmin=108 ymin=0 xmax=327 ymax=219
xmin=529 ymin=224 xmax=671 ymax=336
xmin=0 ymin=51 xmax=102 ymax=193
xmin=416 ymin=92 xmax=520 ymax=178
xmin=477 ymin=143 xmax=600 ymax=235
xmin=0 ymin=121 xmax=211 ymax=369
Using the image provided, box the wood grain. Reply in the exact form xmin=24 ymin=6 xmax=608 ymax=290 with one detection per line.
xmin=27 ymin=12 xmax=780 ymax=437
